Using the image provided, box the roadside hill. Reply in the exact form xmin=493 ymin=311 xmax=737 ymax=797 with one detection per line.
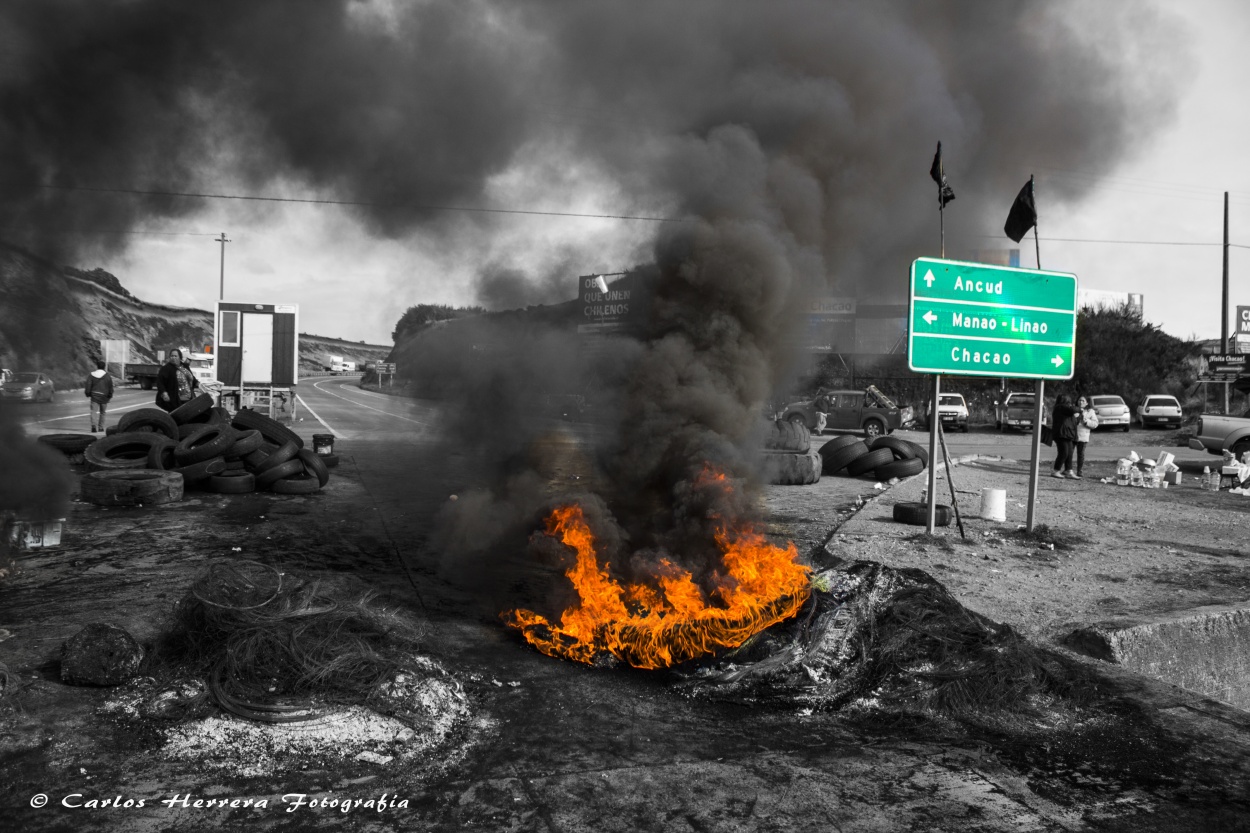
xmin=0 ymin=242 xmax=390 ymax=386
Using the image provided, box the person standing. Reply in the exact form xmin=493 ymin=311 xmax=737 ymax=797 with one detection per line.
xmin=1074 ymin=395 xmax=1099 ymax=478
xmin=155 ymin=348 xmax=198 ymax=412
xmin=83 ymin=360 xmax=114 ymax=432
xmin=1051 ymin=394 xmax=1080 ymax=479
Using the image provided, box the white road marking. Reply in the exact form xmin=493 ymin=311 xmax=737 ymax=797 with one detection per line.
xmin=25 ymin=400 xmax=156 ymax=425
xmin=294 ymin=395 xmax=345 ymax=439
xmin=312 ymin=378 xmax=433 ymax=427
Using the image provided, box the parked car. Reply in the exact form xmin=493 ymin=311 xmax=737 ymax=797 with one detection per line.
xmin=1189 ymin=412 xmax=1250 ymax=457
xmin=1137 ymin=394 xmax=1183 ymax=429
xmin=924 ymin=393 xmax=969 ymax=432
xmin=778 ymin=385 xmax=912 ymax=439
xmin=994 ymin=391 xmax=1039 ymax=432
xmin=1088 ymin=394 xmax=1131 ymax=432
xmin=1 ymin=372 xmax=55 ymax=402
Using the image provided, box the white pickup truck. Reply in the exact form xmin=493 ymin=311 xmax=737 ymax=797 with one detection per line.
xmin=1188 ymin=413 xmax=1250 ymax=457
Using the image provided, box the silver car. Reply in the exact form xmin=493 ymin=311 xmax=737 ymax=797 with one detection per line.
xmin=1088 ymin=395 xmax=1130 ymax=431
xmin=1 ymin=372 xmax=55 ymax=402
xmin=1137 ymin=395 xmax=1183 ymax=429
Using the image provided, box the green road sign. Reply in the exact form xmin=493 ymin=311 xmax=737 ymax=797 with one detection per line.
xmin=908 ymin=257 xmax=1078 ymax=380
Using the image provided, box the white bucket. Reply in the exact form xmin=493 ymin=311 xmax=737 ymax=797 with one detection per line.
xmin=979 ymin=488 xmax=1007 ymax=522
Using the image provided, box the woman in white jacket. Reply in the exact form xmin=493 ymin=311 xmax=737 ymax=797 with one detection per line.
xmin=1074 ymin=396 xmax=1099 ymax=478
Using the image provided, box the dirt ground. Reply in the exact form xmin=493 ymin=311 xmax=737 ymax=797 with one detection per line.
xmin=3 ymin=424 xmax=1250 ymax=831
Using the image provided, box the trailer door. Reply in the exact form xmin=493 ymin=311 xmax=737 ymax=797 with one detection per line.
xmin=242 ymin=313 xmax=274 ymax=384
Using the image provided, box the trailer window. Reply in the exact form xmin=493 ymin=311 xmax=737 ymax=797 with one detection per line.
xmin=220 ymin=311 xmax=240 ymax=346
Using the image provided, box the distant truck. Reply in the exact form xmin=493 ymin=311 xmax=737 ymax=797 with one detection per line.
xmin=778 ymin=385 xmax=912 ymax=439
xmin=323 ymin=355 xmax=357 ymax=373
xmin=125 ymin=348 xmax=215 ymax=390
xmin=1189 ymin=413 xmax=1250 ymax=457
xmin=995 ymin=391 xmax=1043 ymax=432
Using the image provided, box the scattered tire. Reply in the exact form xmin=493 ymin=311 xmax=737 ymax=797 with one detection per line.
xmin=870 ymin=436 xmax=916 ymax=461
xmin=845 ymin=447 xmax=896 ymax=477
xmin=242 ymin=448 xmax=269 ymax=470
xmin=169 ymin=393 xmax=214 ymax=425
xmin=875 ymin=457 xmax=925 ymax=480
xmin=819 ymin=434 xmax=861 ymax=455
xmin=319 ymin=453 xmax=339 ymax=469
xmin=764 ymin=419 xmax=811 ymax=453
xmin=208 ymin=407 xmax=232 ymax=425
xmin=84 ymin=433 xmax=175 ymax=471
xmin=117 ymin=408 xmax=179 ymax=440
xmin=104 ymin=425 xmax=119 ymax=436
xmin=208 ymin=471 xmax=256 ymax=494
xmin=270 ymin=473 xmax=322 ymax=495
xmin=297 ymin=448 xmax=330 ymax=488
xmin=176 ymin=423 xmax=202 ymax=441
xmin=255 ymin=458 xmax=305 ymax=488
xmin=762 ymin=451 xmax=821 ymax=485
xmin=232 ymin=408 xmax=303 ymax=449
xmin=821 ymin=440 xmax=870 ymax=476
xmin=251 ymin=439 xmax=299 ymax=474
xmin=174 ymin=457 xmax=227 ymax=486
xmin=225 ymin=459 xmax=246 ymax=471
xmin=37 ymin=434 xmax=98 ymax=455
xmin=81 ymin=470 xmax=184 ymax=507
xmin=175 ymin=425 xmax=237 ymax=465
xmin=226 ymin=429 xmax=264 ymax=458
xmin=148 ymin=442 xmax=177 ymax=471
xmin=892 ymin=501 xmax=953 ymax=527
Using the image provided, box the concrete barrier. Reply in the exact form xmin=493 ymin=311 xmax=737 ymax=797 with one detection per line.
xmin=1064 ymin=603 xmax=1250 ymax=710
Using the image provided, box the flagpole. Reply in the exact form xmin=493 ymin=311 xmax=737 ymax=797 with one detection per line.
xmin=939 ymin=184 xmax=945 ymax=258
xmin=1026 ymin=173 xmax=1043 ymax=532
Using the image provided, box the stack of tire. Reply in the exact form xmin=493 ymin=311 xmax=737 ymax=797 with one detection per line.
xmin=80 ymin=394 xmax=331 ymax=504
xmin=818 ymin=434 xmax=929 ymax=481
xmin=762 ymin=420 xmax=822 ymax=485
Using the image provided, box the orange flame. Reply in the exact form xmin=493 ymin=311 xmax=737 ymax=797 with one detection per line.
xmin=502 ymin=471 xmax=811 ymax=669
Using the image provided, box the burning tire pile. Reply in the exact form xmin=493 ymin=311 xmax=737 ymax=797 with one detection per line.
xmin=46 ymin=393 xmax=335 ymax=506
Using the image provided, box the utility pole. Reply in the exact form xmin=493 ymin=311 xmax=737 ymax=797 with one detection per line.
xmin=1222 ymin=194 xmax=1230 ymax=414
xmin=215 ymin=232 xmax=231 ymax=301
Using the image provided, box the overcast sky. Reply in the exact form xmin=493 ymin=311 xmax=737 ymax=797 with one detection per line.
xmin=39 ymin=1 xmax=1247 ymax=346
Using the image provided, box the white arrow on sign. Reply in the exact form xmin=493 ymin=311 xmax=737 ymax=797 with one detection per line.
xmin=922 ymin=310 xmax=937 ymax=325
xmin=1051 ymin=355 xmax=1064 ymax=367
xmin=924 ymin=269 xmax=936 ymax=288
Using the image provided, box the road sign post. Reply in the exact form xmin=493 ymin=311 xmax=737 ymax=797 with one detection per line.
xmin=909 ymin=258 xmax=1079 ymax=532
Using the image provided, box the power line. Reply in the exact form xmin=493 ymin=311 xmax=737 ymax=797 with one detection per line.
xmin=38 ymin=183 xmax=683 ymax=223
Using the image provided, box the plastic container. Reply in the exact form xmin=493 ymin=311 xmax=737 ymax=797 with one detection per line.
xmin=1117 ymin=459 xmax=1134 ymax=487
xmin=979 ymin=488 xmax=1007 ymax=522
xmin=312 ymin=434 xmax=335 ymax=456
xmin=1129 ymin=468 xmax=1145 ymax=488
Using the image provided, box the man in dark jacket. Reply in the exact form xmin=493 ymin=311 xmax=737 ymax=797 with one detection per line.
xmin=84 ymin=360 xmax=114 ymax=432
xmin=1051 ymin=394 xmax=1080 ymax=479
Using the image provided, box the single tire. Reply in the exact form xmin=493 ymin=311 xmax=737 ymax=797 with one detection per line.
xmin=176 ymin=423 xmax=202 ymax=440
xmin=846 ymin=447 xmax=896 ymax=477
xmin=226 ymin=429 xmax=264 ymax=458
xmin=140 ymin=378 xmax=154 ymax=391
xmin=148 ymin=442 xmax=177 ymax=471
xmin=242 ymin=448 xmax=270 ymax=470
xmin=862 ymin=419 xmax=885 ymax=439
xmin=37 ymin=433 xmax=97 ymax=455
xmin=117 ymin=408 xmax=179 ymax=440
xmin=764 ymin=419 xmax=811 ymax=453
xmin=232 ymin=408 xmax=303 ymax=449
xmin=255 ymin=458 xmax=305 ymax=488
xmin=298 ymin=448 xmax=330 ymax=488
xmin=875 ymin=457 xmax=926 ymax=480
xmin=225 ymin=459 xmax=246 ymax=471
xmin=320 ymin=453 xmax=339 ymax=468
xmin=207 ymin=406 xmax=232 ymax=425
xmin=821 ymin=440 xmax=870 ymax=476
xmin=174 ymin=456 xmax=227 ymax=486
xmin=174 ymin=425 xmax=237 ymax=465
xmin=962 ymin=423 xmax=970 ymax=433
xmin=81 ymin=470 xmax=184 ymax=507
xmin=270 ymin=473 xmax=322 ymax=494
xmin=1122 ymin=424 xmax=1130 ymax=433
xmin=893 ymin=502 xmax=953 ymax=527
xmin=169 ymin=392 xmax=214 ymax=425
xmin=870 ymin=435 xmax=915 ymax=461
xmin=105 ymin=425 xmax=119 ymax=436
xmin=251 ymin=439 xmax=299 ymax=474
xmin=820 ymin=434 xmax=861 ymax=454
xmin=903 ymin=441 xmax=930 ymax=467
xmin=85 ymin=433 xmax=175 ymax=471
xmin=208 ymin=471 xmax=256 ymax=494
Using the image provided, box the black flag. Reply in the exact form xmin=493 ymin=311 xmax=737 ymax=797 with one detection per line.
xmin=1005 ymin=177 xmax=1037 ymax=242
xmin=929 ymin=142 xmax=955 ymax=207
